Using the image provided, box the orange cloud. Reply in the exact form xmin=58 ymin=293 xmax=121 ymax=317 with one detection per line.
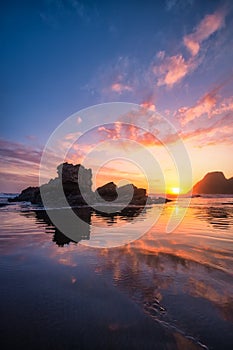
xmin=178 ymin=91 xmax=218 ymax=125
xmin=181 ymin=110 xmax=233 ymax=146
xmin=153 ymin=54 xmax=195 ymax=88
xmin=212 ymin=97 xmax=233 ymax=115
xmin=64 ymin=131 xmax=82 ymax=141
xmin=184 ymin=10 xmax=226 ymax=56
xmin=111 ymin=82 xmax=132 ymax=94
xmin=140 ymin=102 xmax=156 ymax=111
xmin=153 ymin=9 xmax=226 ymax=88
xmin=98 ymin=122 xmax=123 ymax=140
xmin=97 ymin=123 xmax=159 ymax=147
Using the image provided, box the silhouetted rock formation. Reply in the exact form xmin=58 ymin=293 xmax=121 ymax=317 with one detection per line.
xmin=40 ymin=163 xmax=93 ymax=207
xmin=9 ymin=163 xmax=93 ymax=206
xmin=57 ymin=162 xmax=92 ymax=193
xmin=118 ymin=184 xmax=148 ymax=205
xmin=151 ymin=197 xmax=172 ymax=204
xmin=8 ymin=186 xmax=40 ymax=204
xmin=9 ymin=162 xmax=150 ymax=207
xmin=96 ymin=182 xmax=149 ymax=205
xmin=96 ymin=182 xmax=118 ymax=201
xmin=193 ymin=172 xmax=233 ymax=194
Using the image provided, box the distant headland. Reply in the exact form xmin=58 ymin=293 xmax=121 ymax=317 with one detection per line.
xmin=192 ymin=172 xmax=233 ymax=195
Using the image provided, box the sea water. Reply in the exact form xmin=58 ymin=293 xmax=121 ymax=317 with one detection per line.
xmin=1 ymin=195 xmax=233 ymax=349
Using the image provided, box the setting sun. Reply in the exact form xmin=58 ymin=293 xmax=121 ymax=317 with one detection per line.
xmin=171 ymin=187 xmax=180 ymax=194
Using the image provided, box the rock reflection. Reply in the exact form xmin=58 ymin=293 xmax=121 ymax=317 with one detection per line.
xmin=27 ymin=208 xmax=91 ymax=246
xmin=21 ymin=206 xmax=145 ymax=246
xmin=94 ymin=206 xmax=145 ymax=225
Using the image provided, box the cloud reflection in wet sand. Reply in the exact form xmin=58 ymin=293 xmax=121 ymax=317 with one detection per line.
xmin=1 ymin=197 xmax=233 ymax=349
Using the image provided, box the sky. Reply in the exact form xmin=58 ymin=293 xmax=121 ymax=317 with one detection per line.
xmin=1 ymin=0 xmax=233 ymax=194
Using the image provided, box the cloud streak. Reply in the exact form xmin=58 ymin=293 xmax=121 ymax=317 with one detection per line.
xmin=183 ymin=10 xmax=226 ymax=56
xmin=153 ymin=8 xmax=226 ymax=88
xmin=153 ymin=54 xmax=195 ymax=88
xmin=182 ymin=112 xmax=233 ymax=147
xmin=111 ymin=82 xmax=133 ymax=94
xmin=0 ymin=139 xmax=42 ymax=192
xmin=178 ymin=90 xmax=218 ymax=125
xmin=0 ymin=139 xmax=42 ymax=165
xmin=176 ymin=81 xmax=233 ymax=125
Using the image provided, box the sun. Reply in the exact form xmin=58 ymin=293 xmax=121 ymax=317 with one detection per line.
xmin=171 ymin=187 xmax=180 ymax=195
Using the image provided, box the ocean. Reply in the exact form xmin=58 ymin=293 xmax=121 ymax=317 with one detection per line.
xmin=0 ymin=194 xmax=233 ymax=350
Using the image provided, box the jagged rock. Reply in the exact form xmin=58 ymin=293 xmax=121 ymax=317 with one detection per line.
xmin=57 ymin=162 xmax=92 ymax=193
xmin=151 ymin=197 xmax=172 ymax=204
xmin=9 ymin=163 xmax=93 ymax=206
xmin=96 ymin=182 xmax=149 ymax=205
xmin=9 ymin=162 xmax=150 ymax=207
xmin=193 ymin=172 xmax=233 ymax=194
xmin=8 ymin=186 xmax=40 ymax=204
xmin=96 ymin=182 xmax=118 ymax=201
xmin=117 ymin=184 xmax=148 ymax=205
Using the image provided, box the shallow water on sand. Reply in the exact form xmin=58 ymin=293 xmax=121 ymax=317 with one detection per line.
xmin=1 ymin=197 xmax=233 ymax=349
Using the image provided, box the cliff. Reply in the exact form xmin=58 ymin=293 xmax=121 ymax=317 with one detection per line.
xmin=193 ymin=172 xmax=233 ymax=194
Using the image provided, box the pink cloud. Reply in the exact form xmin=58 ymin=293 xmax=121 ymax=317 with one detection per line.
xmin=0 ymin=139 xmax=42 ymax=164
xmin=212 ymin=97 xmax=233 ymax=115
xmin=178 ymin=91 xmax=218 ymax=125
xmin=98 ymin=122 xmax=123 ymax=140
xmin=152 ymin=9 xmax=226 ymax=88
xmin=64 ymin=132 xmax=82 ymax=141
xmin=77 ymin=116 xmax=82 ymax=124
xmin=97 ymin=122 xmax=174 ymax=147
xmin=111 ymin=82 xmax=132 ymax=94
xmin=176 ymin=77 xmax=233 ymax=125
xmin=153 ymin=54 xmax=195 ymax=88
xmin=184 ymin=10 xmax=226 ymax=56
xmin=181 ymin=112 xmax=233 ymax=146
xmin=140 ymin=102 xmax=156 ymax=111
xmin=0 ymin=139 xmax=42 ymax=191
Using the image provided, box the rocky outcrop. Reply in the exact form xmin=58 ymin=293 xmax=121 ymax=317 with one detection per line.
xmin=9 ymin=163 xmax=93 ymax=206
xmin=151 ymin=197 xmax=172 ymax=204
xmin=118 ymin=184 xmax=148 ymax=205
xmin=9 ymin=162 xmax=150 ymax=207
xmin=96 ymin=182 xmax=118 ymax=201
xmin=57 ymin=163 xmax=92 ymax=193
xmin=193 ymin=172 xmax=233 ymax=194
xmin=8 ymin=186 xmax=40 ymax=204
xmin=96 ymin=182 xmax=149 ymax=205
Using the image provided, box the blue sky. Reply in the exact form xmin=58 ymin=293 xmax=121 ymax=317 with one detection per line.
xmin=1 ymin=0 xmax=233 ymax=192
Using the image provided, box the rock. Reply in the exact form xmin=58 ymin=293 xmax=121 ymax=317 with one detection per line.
xmin=9 ymin=163 xmax=93 ymax=206
xmin=193 ymin=172 xmax=233 ymax=194
xmin=57 ymin=162 xmax=92 ymax=193
xmin=96 ymin=182 xmax=149 ymax=205
xmin=10 ymin=162 xmax=150 ymax=207
xmin=8 ymin=186 xmax=40 ymax=204
xmin=118 ymin=184 xmax=148 ymax=205
xmin=96 ymin=182 xmax=118 ymax=201
xmin=151 ymin=197 xmax=172 ymax=204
